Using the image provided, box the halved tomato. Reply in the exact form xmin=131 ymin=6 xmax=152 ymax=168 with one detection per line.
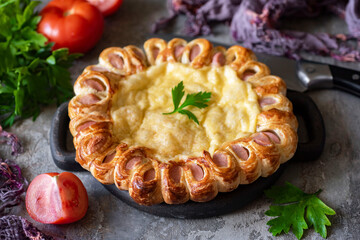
xmin=25 ymin=172 xmax=88 ymax=224
xmin=87 ymin=0 xmax=123 ymax=16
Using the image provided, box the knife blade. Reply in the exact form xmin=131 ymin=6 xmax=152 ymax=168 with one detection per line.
xmin=150 ymin=34 xmax=360 ymax=96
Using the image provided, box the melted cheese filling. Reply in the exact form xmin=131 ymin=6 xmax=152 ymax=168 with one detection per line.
xmin=111 ymin=62 xmax=260 ymax=161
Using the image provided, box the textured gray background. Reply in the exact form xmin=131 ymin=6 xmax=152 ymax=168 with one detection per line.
xmin=1 ymin=0 xmax=360 ymax=239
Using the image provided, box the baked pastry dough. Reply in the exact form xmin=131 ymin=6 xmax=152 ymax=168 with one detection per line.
xmin=69 ymin=38 xmax=298 ymax=205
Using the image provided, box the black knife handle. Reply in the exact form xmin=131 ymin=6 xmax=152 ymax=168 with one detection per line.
xmin=330 ymin=65 xmax=360 ymax=97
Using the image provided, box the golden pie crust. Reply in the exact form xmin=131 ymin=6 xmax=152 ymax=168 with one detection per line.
xmin=68 ymin=38 xmax=298 ymax=205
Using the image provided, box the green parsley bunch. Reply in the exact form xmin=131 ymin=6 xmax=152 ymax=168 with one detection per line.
xmin=0 ymin=0 xmax=80 ymax=127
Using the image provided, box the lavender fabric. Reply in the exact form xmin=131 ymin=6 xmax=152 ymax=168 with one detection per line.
xmin=0 ymin=158 xmax=27 ymax=215
xmin=153 ymin=0 xmax=360 ymax=61
xmin=346 ymin=0 xmax=360 ymax=37
xmin=0 ymin=125 xmax=26 ymax=215
xmin=0 ymin=125 xmax=23 ymax=156
xmin=0 ymin=215 xmax=54 ymax=240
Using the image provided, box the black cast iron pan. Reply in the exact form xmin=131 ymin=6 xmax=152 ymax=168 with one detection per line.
xmin=50 ymin=90 xmax=325 ymax=219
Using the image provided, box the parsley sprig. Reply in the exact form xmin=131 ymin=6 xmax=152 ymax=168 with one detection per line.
xmin=0 ymin=0 xmax=80 ymax=127
xmin=265 ymin=182 xmax=336 ymax=239
xmin=163 ymin=81 xmax=211 ymax=125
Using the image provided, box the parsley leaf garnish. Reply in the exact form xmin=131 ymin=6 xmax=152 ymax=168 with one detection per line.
xmin=265 ymin=182 xmax=336 ymax=240
xmin=0 ymin=0 xmax=80 ymax=127
xmin=163 ymin=81 xmax=211 ymax=125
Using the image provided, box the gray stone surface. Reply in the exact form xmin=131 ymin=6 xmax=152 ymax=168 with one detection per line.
xmin=1 ymin=0 xmax=360 ymax=239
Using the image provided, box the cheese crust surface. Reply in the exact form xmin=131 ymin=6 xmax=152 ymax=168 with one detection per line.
xmin=111 ymin=62 xmax=260 ymax=161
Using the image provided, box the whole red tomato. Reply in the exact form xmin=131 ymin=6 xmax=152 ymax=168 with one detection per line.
xmin=38 ymin=0 xmax=104 ymax=53
xmin=87 ymin=0 xmax=123 ymax=17
xmin=26 ymin=172 xmax=88 ymax=224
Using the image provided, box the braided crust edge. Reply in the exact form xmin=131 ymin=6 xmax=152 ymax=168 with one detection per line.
xmin=68 ymin=38 xmax=298 ymax=205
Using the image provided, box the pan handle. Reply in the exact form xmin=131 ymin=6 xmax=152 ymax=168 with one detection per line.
xmin=49 ymin=91 xmax=325 ymax=170
xmin=287 ymin=90 xmax=325 ymax=162
xmin=49 ymin=101 xmax=83 ymax=171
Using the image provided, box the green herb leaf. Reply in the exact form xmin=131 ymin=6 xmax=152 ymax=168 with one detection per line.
xmin=171 ymin=80 xmax=185 ymax=110
xmin=46 ymin=55 xmax=56 ymax=65
xmin=0 ymin=0 xmax=16 ymax=9
xmin=163 ymin=81 xmax=211 ymax=125
xmin=182 ymin=91 xmax=212 ymax=109
xmin=0 ymin=0 xmax=79 ymax=127
xmin=265 ymin=182 xmax=336 ymax=239
xmin=178 ymin=109 xmax=199 ymax=125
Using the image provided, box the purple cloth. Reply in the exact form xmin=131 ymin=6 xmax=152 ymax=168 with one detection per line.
xmin=0 ymin=125 xmax=23 ymax=156
xmin=346 ymin=0 xmax=360 ymax=37
xmin=0 ymin=158 xmax=27 ymax=215
xmin=0 ymin=215 xmax=54 ymax=240
xmin=153 ymin=0 xmax=360 ymax=62
xmin=0 ymin=126 xmax=25 ymax=215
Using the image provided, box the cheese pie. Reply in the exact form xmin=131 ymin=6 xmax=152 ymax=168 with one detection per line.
xmin=68 ymin=38 xmax=298 ymax=205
